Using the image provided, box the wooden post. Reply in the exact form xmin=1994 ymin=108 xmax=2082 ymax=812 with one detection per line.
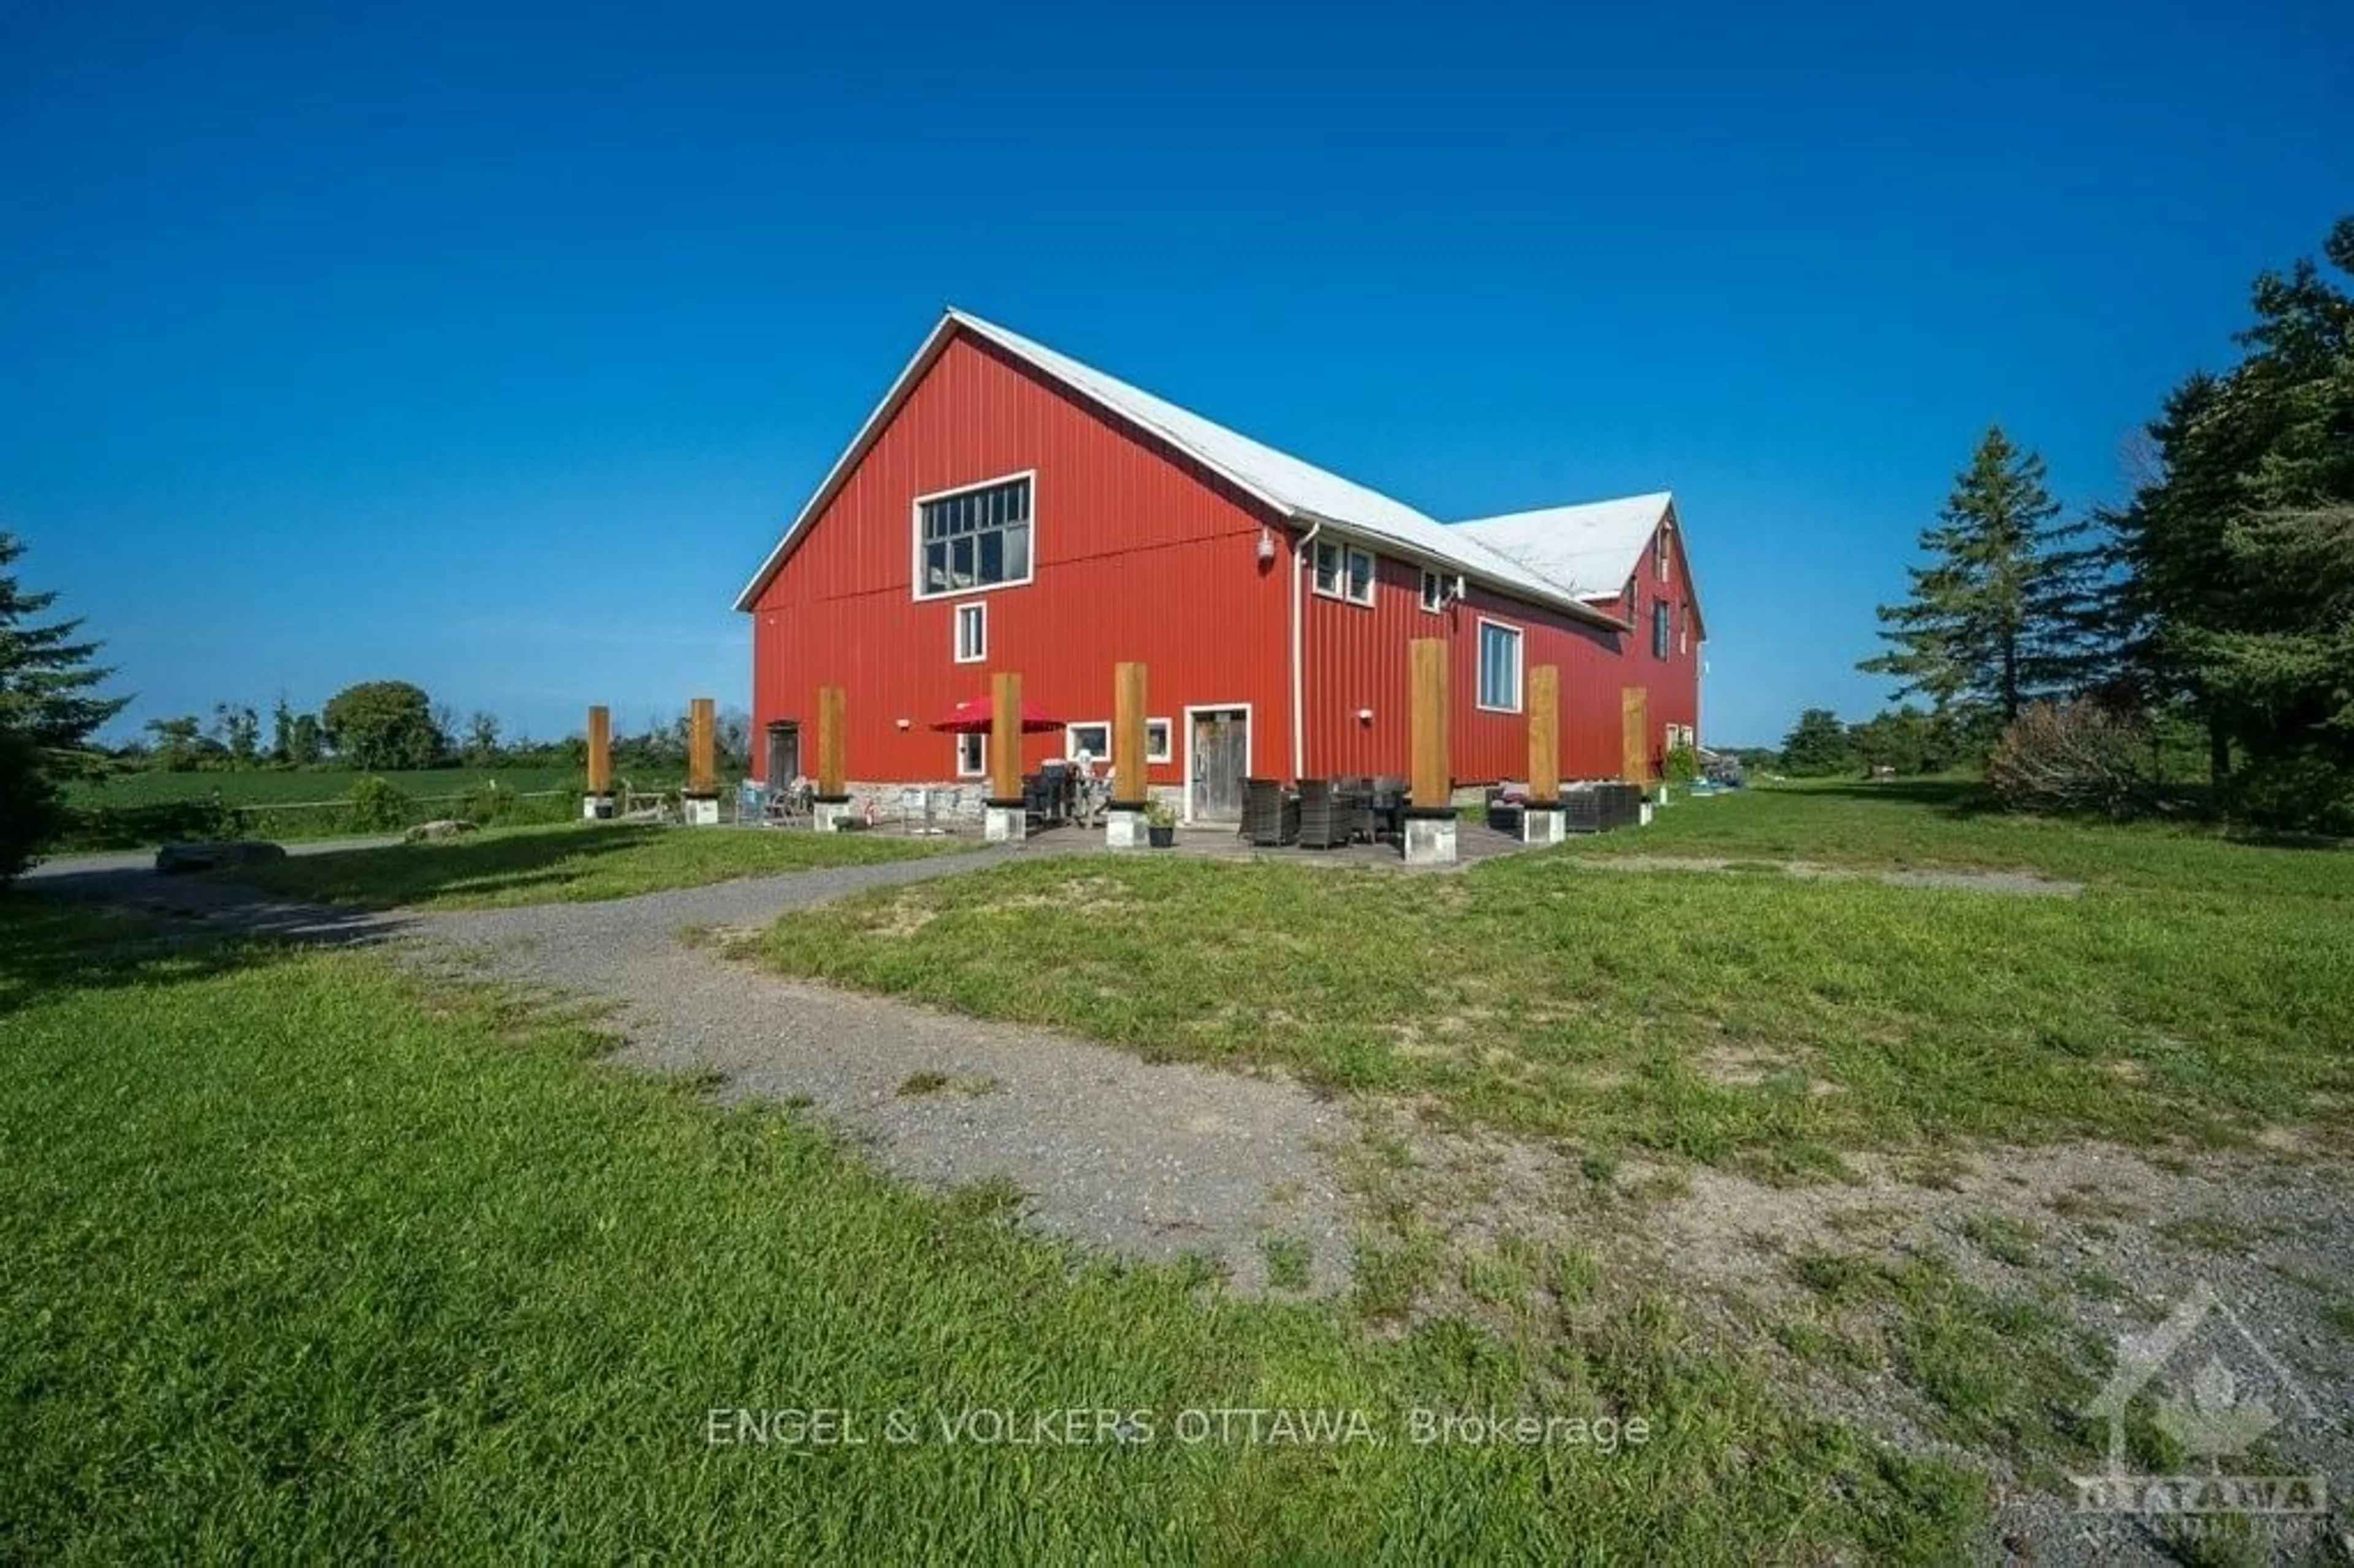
xmin=990 ymin=671 xmax=1021 ymax=802
xmin=816 ymin=686 xmax=846 ymax=797
xmin=1620 ymin=686 xmax=1650 ymax=783
xmin=1110 ymin=661 xmax=1146 ymax=807
xmin=687 ymin=697 xmax=716 ymax=796
xmin=1410 ymin=638 xmax=1450 ymax=811
xmin=585 ymin=706 xmax=611 ymax=796
xmin=1528 ymin=666 xmax=1560 ymax=799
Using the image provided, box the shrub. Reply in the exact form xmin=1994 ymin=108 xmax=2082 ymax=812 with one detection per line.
xmin=1985 ymin=701 xmax=2152 ymax=818
xmin=345 ymin=775 xmax=416 ymax=832
xmin=459 ymin=780 xmax=510 ymax=826
xmin=2219 ymin=751 xmax=2354 ymax=837
xmin=0 ymin=728 xmax=69 ymax=883
xmin=1662 ymin=744 xmax=1699 ymax=783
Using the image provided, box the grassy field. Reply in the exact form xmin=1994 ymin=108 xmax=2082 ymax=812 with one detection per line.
xmin=204 ymin=822 xmax=958 ymax=910
xmin=59 ymin=767 xmax=609 ymax=850
xmin=66 ymin=766 xmax=588 ymax=807
xmin=0 ymin=898 xmax=1975 ymax=1561
xmin=754 ymin=783 xmax=2354 ymax=1174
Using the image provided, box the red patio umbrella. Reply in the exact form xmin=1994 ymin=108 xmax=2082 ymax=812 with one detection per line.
xmin=930 ymin=696 xmax=1070 ymax=735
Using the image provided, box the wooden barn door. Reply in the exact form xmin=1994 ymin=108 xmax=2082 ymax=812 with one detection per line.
xmin=1620 ymin=687 xmax=1651 ymax=782
xmin=1189 ymin=708 xmax=1249 ymax=821
xmin=764 ymin=721 xmax=801 ymax=785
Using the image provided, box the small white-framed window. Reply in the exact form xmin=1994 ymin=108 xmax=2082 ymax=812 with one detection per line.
xmin=955 ymin=733 xmax=986 ymax=777
xmin=1419 ymin=569 xmax=1448 ymax=613
xmin=1063 ymin=718 xmax=1174 ymax=765
xmin=1476 ymin=618 xmax=1523 ymax=712
xmin=1679 ymin=601 xmax=1691 ymax=657
xmin=1655 ymin=523 xmax=1672 ymax=581
xmin=953 ymin=601 xmax=986 ymax=663
xmin=1652 ymin=599 xmax=1671 ymax=660
xmin=1312 ymin=540 xmax=1375 ymax=606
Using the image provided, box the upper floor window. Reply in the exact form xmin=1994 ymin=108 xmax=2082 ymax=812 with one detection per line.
xmin=1476 ymin=618 xmax=1523 ymax=711
xmin=1652 ymin=599 xmax=1670 ymax=660
xmin=1655 ymin=524 xmax=1672 ymax=580
xmin=917 ymin=474 xmax=1032 ymax=598
xmin=1313 ymin=540 xmax=1376 ymax=606
xmin=1419 ymin=569 xmax=1449 ymax=612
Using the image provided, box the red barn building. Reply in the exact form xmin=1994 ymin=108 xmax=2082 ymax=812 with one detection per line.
xmin=737 ymin=311 xmax=1704 ymax=821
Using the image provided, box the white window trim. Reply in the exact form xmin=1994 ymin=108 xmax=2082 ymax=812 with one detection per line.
xmin=910 ymin=468 xmax=1037 ymax=602
xmin=1181 ymin=703 xmax=1252 ymax=825
xmin=954 ymin=733 xmax=987 ymax=778
xmin=1474 ymin=617 xmax=1524 ymax=714
xmin=1065 ymin=717 xmax=1175 ymax=764
xmin=1311 ymin=541 xmax=1376 ymax=607
xmin=1655 ymin=523 xmax=1672 ymax=581
xmin=1419 ymin=569 xmax=1448 ymax=614
xmin=952 ymin=600 xmax=986 ymax=663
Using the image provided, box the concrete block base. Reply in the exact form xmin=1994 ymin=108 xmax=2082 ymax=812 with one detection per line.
xmin=813 ymin=799 xmax=856 ymax=832
xmin=1521 ymin=806 xmax=1565 ymax=845
xmin=984 ymin=803 xmax=1027 ymax=843
xmin=582 ymin=793 xmax=615 ymax=821
xmin=682 ymin=793 xmax=720 ymax=827
xmin=1103 ymin=805 xmax=1145 ymax=848
xmin=1403 ymin=814 xmax=1458 ymax=866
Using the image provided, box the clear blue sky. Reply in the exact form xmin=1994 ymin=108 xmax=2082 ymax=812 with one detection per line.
xmin=4 ymin=2 xmax=2347 ymax=747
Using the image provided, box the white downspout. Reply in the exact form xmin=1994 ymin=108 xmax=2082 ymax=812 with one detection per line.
xmin=1290 ymin=519 xmax=1320 ymax=785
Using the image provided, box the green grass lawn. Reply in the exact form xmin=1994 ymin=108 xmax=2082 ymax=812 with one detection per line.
xmin=204 ymin=821 xmax=960 ymax=910
xmin=0 ymin=899 xmax=1976 ymax=1561
xmin=754 ymin=788 xmax=2354 ymax=1174
xmin=1585 ymin=778 xmax=2352 ymax=897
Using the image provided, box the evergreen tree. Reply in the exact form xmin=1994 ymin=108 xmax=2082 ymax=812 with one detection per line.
xmin=2106 ymin=216 xmax=2354 ymax=805
xmin=0 ymin=530 xmax=129 ymax=775
xmin=1861 ymin=427 xmax=2107 ymax=729
xmin=0 ymin=530 xmax=127 ymax=878
xmin=1778 ymin=708 xmax=1854 ymax=776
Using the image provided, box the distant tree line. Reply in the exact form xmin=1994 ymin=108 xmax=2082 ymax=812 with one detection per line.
xmin=120 ymin=685 xmax=751 ymax=779
xmin=1828 ymin=215 xmax=2353 ymax=829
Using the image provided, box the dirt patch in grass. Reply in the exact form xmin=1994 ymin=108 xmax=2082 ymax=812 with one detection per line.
xmin=1567 ymin=854 xmax=2086 ymax=897
xmin=1348 ymin=1101 xmax=2354 ymax=1551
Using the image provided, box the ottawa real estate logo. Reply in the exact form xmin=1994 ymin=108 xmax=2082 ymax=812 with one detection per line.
xmin=2073 ymin=1280 xmax=2331 ymax=1550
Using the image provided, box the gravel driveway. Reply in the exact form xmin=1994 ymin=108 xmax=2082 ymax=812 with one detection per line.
xmin=34 ymin=842 xmax=1354 ymax=1295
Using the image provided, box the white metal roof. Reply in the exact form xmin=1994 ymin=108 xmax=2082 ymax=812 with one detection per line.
xmin=1449 ymin=493 xmax=1677 ymax=601
xmin=735 ymin=309 xmax=1642 ymax=627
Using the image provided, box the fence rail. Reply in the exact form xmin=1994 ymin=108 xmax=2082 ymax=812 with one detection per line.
xmin=229 ymin=788 xmax=575 ymax=813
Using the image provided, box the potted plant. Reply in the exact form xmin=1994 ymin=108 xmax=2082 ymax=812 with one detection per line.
xmin=1145 ymin=800 xmax=1178 ymax=848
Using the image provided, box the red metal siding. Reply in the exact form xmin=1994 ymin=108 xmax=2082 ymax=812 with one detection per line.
xmin=747 ymin=328 xmax=1705 ymax=793
xmin=751 ymin=331 xmax=1292 ymax=787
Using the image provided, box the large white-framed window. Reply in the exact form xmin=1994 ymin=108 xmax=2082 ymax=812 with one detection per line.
xmin=1064 ymin=718 xmax=1174 ymax=764
xmin=953 ymin=601 xmax=986 ymax=663
xmin=914 ymin=472 xmax=1034 ymax=599
xmin=1476 ymin=618 xmax=1523 ymax=712
xmin=1419 ymin=569 xmax=1448 ymax=613
xmin=955 ymin=733 xmax=986 ymax=778
xmin=1312 ymin=539 xmax=1376 ymax=606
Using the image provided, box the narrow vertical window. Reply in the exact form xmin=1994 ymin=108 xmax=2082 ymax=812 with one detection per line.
xmin=953 ymin=601 xmax=986 ymax=663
